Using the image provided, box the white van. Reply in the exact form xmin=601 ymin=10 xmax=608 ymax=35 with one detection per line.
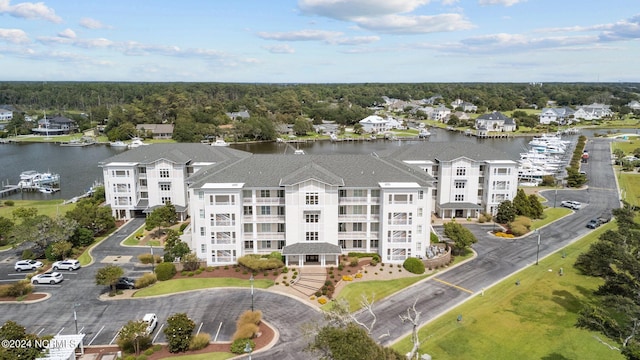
xmin=142 ymin=313 xmax=158 ymax=335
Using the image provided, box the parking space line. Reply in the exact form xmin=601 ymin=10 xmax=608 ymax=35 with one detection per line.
xmin=57 ymin=327 xmax=65 ymax=335
xmin=7 ymin=273 xmax=28 ymax=276
xmin=109 ymin=327 xmax=122 ymax=345
xmin=433 ymin=278 xmax=474 ymax=294
xmin=196 ymin=322 xmax=203 ymax=335
xmin=214 ymin=322 xmax=222 ymax=342
xmin=88 ymin=326 xmax=104 ymax=346
xmin=36 ymin=328 xmax=45 ymax=336
xmin=0 ymin=279 xmax=20 ymax=282
xmin=152 ymin=324 xmax=164 ymax=343
xmin=79 ymin=326 xmax=85 ymax=334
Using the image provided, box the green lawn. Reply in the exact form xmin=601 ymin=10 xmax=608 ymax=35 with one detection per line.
xmin=531 ymin=207 xmax=573 ymax=230
xmin=391 ymin=223 xmax=624 ymax=360
xmin=619 ymin=172 xmax=640 ymax=207
xmin=611 ymin=138 xmax=640 ymax=155
xmin=0 ymin=200 xmax=75 ymax=220
xmin=133 ymin=278 xmax=274 ymax=297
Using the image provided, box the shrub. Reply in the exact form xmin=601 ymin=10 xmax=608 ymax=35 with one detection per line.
xmin=315 ymin=291 xmax=322 ymax=297
xmin=355 ymin=272 xmax=363 ymax=278
xmin=189 ymin=333 xmax=210 ymax=351
xmin=230 ymin=339 xmax=254 ymax=355
xmin=143 ymin=348 xmax=154 ymax=356
xmin=232 ymin=323 xmax=259 ymax=341
xmin=238 ymin=310 xmax=262 ymax=326
xmin=370 ymin=259 xmax=378 ymax=266
xmin=403 ymin=257 xmax=425 ymax=274
xmin=6 ymin=280 xmax=33 ymax=297
xmin=137 ymin=253 xmax=154 ymax=264
xmin=164 ymin=313 xmax=195 ymax=353
xmin=136 ymin=355 xmax=147 ymax=360
xmin=135 ymin=273 xmax=157 ymax=289
xmin=509 ymin=223 xmax=528 ymax=237
xmin=237 ymin=254 xmax=284 ymax=271
xmin=342 ymin=275 xmax=353 ymax=281
xmin=4 ymin=200 xmax=14 ymax=206
xmin=21 ymin=249 xmax=35 ymax=260
xmin=179 ymin=223 xmax=188 ymax=233
xmin=318 ymin=297 xmax=327 ymax=305
xmin=349 ymin=257 xmax=359 ymax=267
xmin=154 ymin=262 xmax=176 ymax=281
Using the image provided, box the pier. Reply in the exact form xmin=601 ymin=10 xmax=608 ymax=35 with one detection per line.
xmin=0 ymin=184 xmax=20 ymax=198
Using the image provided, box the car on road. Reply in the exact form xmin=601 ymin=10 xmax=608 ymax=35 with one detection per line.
xmin=14 ymin=260 xmax=44 ymax=272
xmin=52 ymin=259 xmax=81 ymax=271
xmin=586 ymin=219 xmax=601 ymax=229
xmin=31 ymin=272 xmax=64 ymax=284
xmin=115 ymin=277 xmax=136 ymax=290
xmin=597 ymin=212 xmax=612 ymax=224
xmin=560 ymin=200 xmax=582 ymax=210
xmin=142 ymin=313 xmax=158 ymax=335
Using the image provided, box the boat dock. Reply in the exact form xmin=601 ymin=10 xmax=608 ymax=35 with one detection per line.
xmin=0 ymin=183 xmax=59 ymax=197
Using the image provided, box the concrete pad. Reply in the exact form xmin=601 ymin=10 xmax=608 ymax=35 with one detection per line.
xmin=101 ymin=256 xmax=132 ymax=264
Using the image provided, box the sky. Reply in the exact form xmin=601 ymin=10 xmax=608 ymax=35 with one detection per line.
xmin=0 ymin=0 xmax=639 ymax=83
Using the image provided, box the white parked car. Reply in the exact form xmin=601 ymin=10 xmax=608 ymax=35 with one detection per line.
xmin=560 ymin=200 xmax=582 ymax=210
xmin=52 ymin=259 xmax=81 ymax=271
xmin=142 ymin=313 xmax=158 ymax=335
xmin=31 ymin=272 xmax=64 ymax=285
xmin=14 ymin=260 xmax=44 ymax=272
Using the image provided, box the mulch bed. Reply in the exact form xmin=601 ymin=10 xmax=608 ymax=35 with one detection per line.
xmin=0 ymin=292 xmax=47 ymax=302
xmin=173 ymin=264 xmax=281 ymax=281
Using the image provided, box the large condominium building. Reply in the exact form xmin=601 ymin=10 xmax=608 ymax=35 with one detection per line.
xmin=186 ymin=153 xmax=434 ymax=267
xmin=100 ymin=142 xmax=517 ymax=267
xmin=99 ymin=144 xmax=250 ymax=220
xmin=389 ymin=142 xmax=518 ymax=219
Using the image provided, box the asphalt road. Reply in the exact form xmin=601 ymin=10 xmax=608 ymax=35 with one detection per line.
xmin=0 ymin=136 xmax=622 ymax=359
xmin=356 ymin=137 xmax=621 ymax=347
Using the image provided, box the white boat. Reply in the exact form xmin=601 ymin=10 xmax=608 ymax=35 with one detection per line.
xmin=329 ymin=133 xmax=339 ymax=142
xmin=419 ymin=129 xmax=431 ymax=138
xmin=109 ymin=141 xmax=128 ymax=148
xmin=39 ymin=186 xmax=59 ymax=194
xmin=18 ymin=170 xmax=60 ymax=188
xmin=294 ymin=149 xmax=305 ymax=155
xmin=127 ymin=138 xmax=148 ymax=149
xmin=211 ymin=138 xmax=230 ymax=147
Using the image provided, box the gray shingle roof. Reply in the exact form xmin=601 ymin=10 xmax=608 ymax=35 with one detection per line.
xmin=387 ymin=141 xmax=514 ymax=162
xmin=189 ymin=153 xmax=433 ymax=189
xmin=99 ymin=143 xmax=250 ymax=166
xmin=477 ymin=111 xmax=511 ymax=121
xmin=282 ymin=242 xmax=342 ymax=255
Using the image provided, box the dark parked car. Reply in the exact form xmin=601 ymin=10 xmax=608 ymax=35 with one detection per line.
xmin=115 ymin=277 xmax=136 ymax=290
xmin=586 ymin=219 xmax=601 ymax=229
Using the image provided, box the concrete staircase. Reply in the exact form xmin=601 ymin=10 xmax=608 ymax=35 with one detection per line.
xmin=290 ymin=266 xmax=327 ymax=297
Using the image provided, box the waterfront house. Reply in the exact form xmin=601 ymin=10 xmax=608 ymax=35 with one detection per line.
xmin=136 ymin=124 xmax=175 ymax=139
xmin=573 ymin=103 xmax=612 ymax=120
xmin=32 ymin=116 xmax=76 ymax=135
xmin=475 ymin=111 xmax=516 ymax=132
xmin=627 ymin=100 xmax=640 ymax=111
xmin=539 ymin=107 xmax=576 ymax=125
xmin=451 ymin=99 xmax=478 ymax=112
xmin=359 ymin=115 xmax=388 ymax=133
xmin=430 ymin=105 xmax=452 ymax=122
xmin=0 ymin=108 xmax=12 ymax=121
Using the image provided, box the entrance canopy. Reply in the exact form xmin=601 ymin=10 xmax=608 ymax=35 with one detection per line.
xmin=282 ymin=242 xmax=342 ymax=256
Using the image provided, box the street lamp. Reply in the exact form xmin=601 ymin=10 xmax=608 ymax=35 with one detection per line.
xmin=250 ymin=274 xmax=254 ymax=312
xmin=244 ymin=341 xmax=252 ymax=360
xmin=72 ymin=303 xmax=80 ymax=334
xmin=535 ymin=230 xmax=541 ymax=265
xmin=150 ymin=245 xmax=155 ymax=273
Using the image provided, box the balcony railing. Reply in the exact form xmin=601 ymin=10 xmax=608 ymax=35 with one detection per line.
xmin=337 ymin=214 xmax=368 ymax=221
xmin=254 ymin=215 xmax=285 ymax=222
xmin=337 ymin=231 xmax=368 ymax=239
xmin=338 ymin=197 xmax=368 ymax=203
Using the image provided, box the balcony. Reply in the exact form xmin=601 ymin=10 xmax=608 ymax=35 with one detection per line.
xmin=255 ymin=232 xmax=285 ymax=240
xmin=254 ymin=215 xmax=285 ymax=222
xmin=337 ymin=214 xmax=368 ymax=221
xmin=254 ymin=197 xmax=285 ymax=204
xmin=337 ymin=231 xmax=368 ymax=240
xmin=338 ymin=197 xmax=368 ymax=203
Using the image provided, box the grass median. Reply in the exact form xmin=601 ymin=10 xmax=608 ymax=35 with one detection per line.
xmin=391 ymin=222 xmax=624 ymax=360
xmin=133 ymin=278 xmax=274 ymax=297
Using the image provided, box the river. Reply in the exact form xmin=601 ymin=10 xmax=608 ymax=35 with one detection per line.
xmin=0 ymin=127 xmax=628 ymax=202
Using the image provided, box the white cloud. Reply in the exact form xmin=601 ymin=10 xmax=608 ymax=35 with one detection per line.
xmin=356 ymin=13 xmax=473 ymax=34
xmin=257 ymin=29 xmax=343 ymax=41
xmin=478 ymin=0 xmax=527 ymax=6
xmin=58 ymin=28 xmax=76 ymax=39
xmin=329 ymin=35 xmax=380 ymax=45
xmin=0 ymin=0 xmax=62 ymax=23
xmin=263 ymin=44 xmax=295 ymax=54
xmin=298 ymin=0 xmax=431 ymax=20
xmin=79 ymin=17 xmax=111 ymax=30
xmin=0 ymin=28 xmax=29 ymax=43
xmin=441 ymin=0 xmax=458 ymax=5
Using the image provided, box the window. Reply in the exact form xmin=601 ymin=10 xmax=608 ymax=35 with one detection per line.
xmin=160 ymin=183 xmax=171 ymax=191
xmin=199 ymin=209 xmax=205 ymax=219
xmin=161 ymin=196 xmax=171 ymax=204
xmin=138 ymin=167 xmax=146 ymax=174
xmin=339 ymin=189 xmax=347 ymax=197
xmin=277 ymin=190 xmax=284 ymax=197
xmin=353 ymin=189 xmax=365 ymax=197
xmin=339 ymin=206 xmax=347 ymax=215
xmin=243 ymin=206 xmax=253 ymax=215
xmin=338 ymin=223 xmax=346 ymax=232
xmin=243 ymin=224 xmax=253 ymax=232
xmin=370 ymin=239 xmax=379 ymax=248
xmin=259 ymin=223 xmax=271 ymax=232
xmin=495 ymin=168 xmax=509 ymax=175
xmin=242 ymin=190 xmax=252 ymax=198
xmin=352 ymin=223 xmax=364 ymax=231
xmin=454 ymin=194 xmax=464 ymax=202
xmin=417 ymin=225 xmax=423 ymax=234
xmin=306 ymin=232 xmax=319 ymax=241
xmin=370 ymin=205 xmax=380 ymax=214
xmin=305 ymin=213 xmax=319 ymax=223
xmin=354 ymin=240 xmax=363 ymax=248
xmin=260 ymin=190 xmax=270 ymax=198
xmin=159 ymin=169 xmax=170 ymax=178
xmin=277 ymin=223 xmax=285 ymax=232
xmin=371 ymin=189 xmax=380 ymax=198
xmin=456 ymin=167 xmax=466 ymax=176
xmin=339 ymin=240 xmax=346 ymax=249
xmin=277 ymin=206 xmax=285 ymax=215
xmin=418 ymin=190 xmax=424 ymax=199
xmin=244 ymin=241 xmax=253 ymax=249
xmin=352 ymin=205 xmax=365 ymax=214
xmin=201 ymin=244 xmax=206 ymax=252
xmin=139 ymin=179 xmax=147 ymax=186
xmin=260 ymin=206 xmax=271 ymax=215
xmin=277 ymin=240 xmax=286 ymax=249
xmin=114 ymin=170 xmax=127 ymax=177
xmin=455 ymin=181 xmax=466 ymax=189
xmin=370 ymin=223 xmax=379 ymax=232
xmin=214 ymin=195 xmax=230 ymax=205
xmin=200 ymin=227 xmax=206 ymax=236
xmin=305 ymin=192 xmax=319 ymax=205
xmin=198 ymin=191 xmax=204 ymax=200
